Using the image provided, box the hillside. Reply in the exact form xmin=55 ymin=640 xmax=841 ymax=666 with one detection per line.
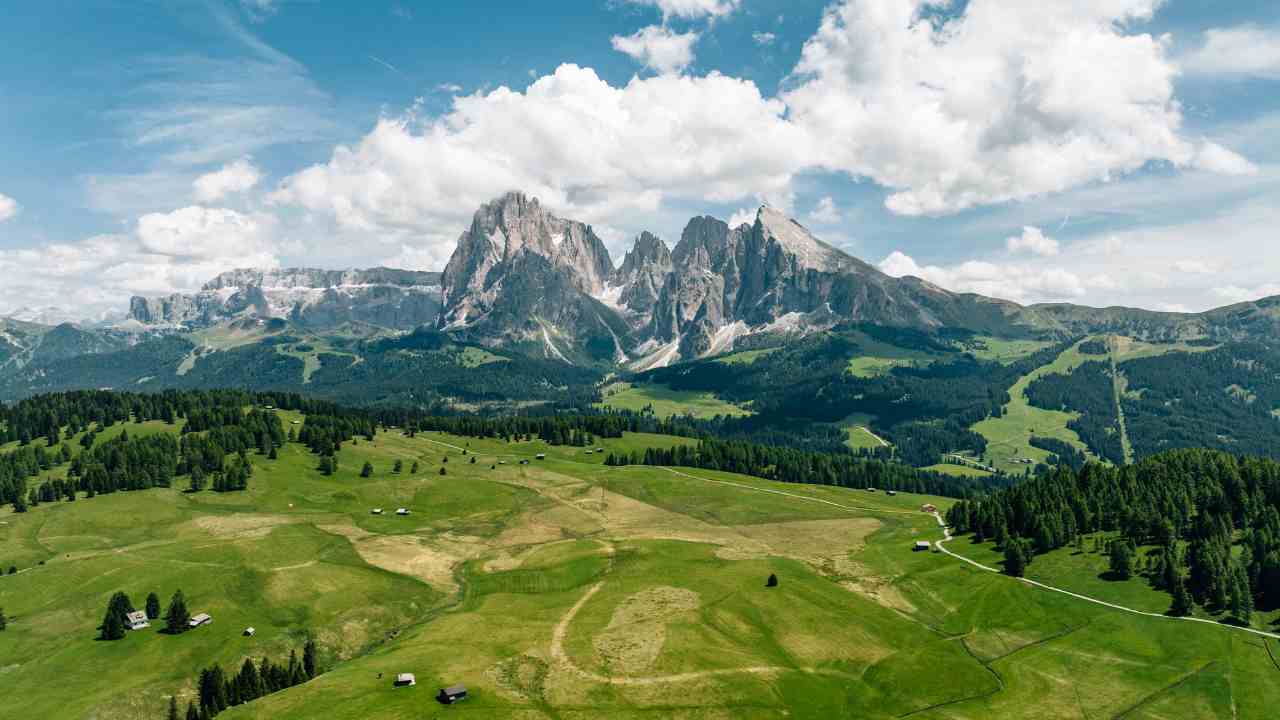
xmin=2 ymin=391 xmax=1278 ymax=718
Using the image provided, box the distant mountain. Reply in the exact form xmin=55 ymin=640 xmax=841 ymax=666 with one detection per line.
xmin=128 ymin=267 xmax=443 ymax=332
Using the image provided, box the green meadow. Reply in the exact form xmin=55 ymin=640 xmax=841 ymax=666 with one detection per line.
xmin=2 ymin=411 xmax=1278 ymax=718
xmin=596 ymin=381 xmax=750 ymax=419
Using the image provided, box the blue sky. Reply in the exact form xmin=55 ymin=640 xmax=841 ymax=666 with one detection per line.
xmin=1 ymin=0 xmax=1279 ymax=321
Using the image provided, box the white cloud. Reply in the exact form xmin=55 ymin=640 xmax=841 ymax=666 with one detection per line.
xmin=783 ymin=0 xmax=1253 ymax=216
xmin=1005 ymin=226 xmax=1059 ymax=257
xmin=626 ymin=0 xmax=739 ymax=21
xmin=752 ymin=32 xmax=776 ymax=46
xmin=1211 ymin=283 xmax=1280 ymax=305
xmin=611 ymin=25 xmax=699 ymax=75
xmin=437 ymin=83 xmax=464 ymax=94
xmin=272 ymin=64 xmax=805 ymax=259
xmin=808 ymin=196 xmax=841 ymax=224
xmin=1171 ymin=259 xmax=1220 ymax=275
xmin=878 ymin=251 xmax=1089 ymax=303
xmin=0 ymin=206 xmax=282 ymax=318
xmin=727 ymin=207 xmax=756 ymax=228
xmin=0 ymin=193 xmax=18 ymax=222
xmin=1182 ymin=25 xmax=1280 ymax=79
xmin=136 ymin=206 xmax=278 ymax=262
xmin=193 ymin=158 xmax=262 ymax=202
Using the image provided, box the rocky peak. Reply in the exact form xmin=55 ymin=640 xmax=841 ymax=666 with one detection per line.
xmin=614 ymin=231 xmax=673 ymax=322
xmin=440 ymin=192 xmax=615 ymax=329
xmin=753 ymin=205 xmax=852 ymax=273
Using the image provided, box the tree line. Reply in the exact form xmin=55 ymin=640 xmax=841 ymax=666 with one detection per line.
xmin=173 ymin=639 xmax=319 ymax=719
xmin=946 ymin=448 xmax=1280 ymax=622
xmin=604 ymin=437 xmax=1013 ymax=498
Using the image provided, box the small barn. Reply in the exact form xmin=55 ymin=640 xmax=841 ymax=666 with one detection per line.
xmin=535 ymin=453 xmax=546 ymax=460
xmin=921 ymin=503 xmax=938 ymax=514
xmin=437 ymin=685 xmax=468 ymax=704
xmin=866 ymin=487 xmax=877 ymax=493
xmin=394 ymin=673 xmax=416 ymax=687
xmin=914 ymin=541 xmax=931 ymax=552
xmin=243 ymin=627 xmax=256 ymax=637
xmin=396 ymin=508 xmax=410 ymax=516
xmin=189 ymin=613 xmax=212 ymax=628
xmin=371 ymin=508 xmax=384 ymax=515
xmin=886 ymin=490 xmax=897 ymax=496
xmin=126 ymin=610 xmax=150 ymax=631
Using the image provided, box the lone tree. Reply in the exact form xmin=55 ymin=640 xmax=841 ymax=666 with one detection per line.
xmin=145 ymin=591 xmax=161 ymax=620
xmin=360 ymin=461 xmax=374 ymax=478
xmin=439 ymin=467 xmax=447 ymax=476
xmin=0 ymin=607 xmax=7 ymax=631
xmin=1109 ymin=539 xmax=1135 ymax=580
xmin=165 ymin=590 xmax=191 ymax=634
xmin=469 ymin=456 xmax=476 ymax=464
xmin=410 ymin=461 xmax=419 ymax=474
xmin=1004 ymin=537 xmax=1030 ymax=578
xmin=393 ymin=459 xmax=403 ymax=474
xmin=303 ymin=637 xmax=318 ymax=678
xmin=766 ymin=573 xmax=778 ymax=588
xmin=99 ymin=591 xmax=134 ymax=640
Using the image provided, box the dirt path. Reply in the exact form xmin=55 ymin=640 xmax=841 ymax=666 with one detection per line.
xmin=1108 ymin=336 xmax=1135 ymax=464
xmin=548 ymin=581 xmax=857 ymax=686
xmin=930 ymin=512 xmax=1280 ymax=641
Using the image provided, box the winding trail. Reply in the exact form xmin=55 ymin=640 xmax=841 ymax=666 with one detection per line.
xmin=651 ymin=465 xmax=1280 ymax=642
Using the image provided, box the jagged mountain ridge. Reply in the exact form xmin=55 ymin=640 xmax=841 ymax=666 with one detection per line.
xmin=128 ymin=267 xmax=443 ymax=331
xmin=114 ymin=191 xmax=1280 ymax=370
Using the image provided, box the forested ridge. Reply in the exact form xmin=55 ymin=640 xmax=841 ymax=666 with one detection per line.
xmin=946 ymin=449 xmax=1280 ymax=622
xmin=605 ymin=437 xmax=1014 ymax=499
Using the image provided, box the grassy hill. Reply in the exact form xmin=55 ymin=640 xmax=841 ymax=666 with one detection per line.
xmin=3 ymin=408 xmax=1279 ymax=718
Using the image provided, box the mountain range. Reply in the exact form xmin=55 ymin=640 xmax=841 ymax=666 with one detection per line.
xmin=111 ymin=191 xmax=1280 ymax=368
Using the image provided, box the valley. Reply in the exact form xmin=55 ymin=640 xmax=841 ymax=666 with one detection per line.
xmin=2 ymin=401 xmax=1278 ymax=718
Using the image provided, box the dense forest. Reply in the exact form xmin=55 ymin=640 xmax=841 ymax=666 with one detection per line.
xmin=639 ymin=328 xmax=1071 ymax=466
xmin=1024 ymin=360 xmax=1127 ymax=464
xmin=0 ymin=390 xmax=292 ymax=507
xmin=605 ymin=437 xmax=1013 ymax=499
xmin=1025 ymin=343 xmax=1280 ymax=462
xmin=946 ymin=449 xmax=1280 ymax=621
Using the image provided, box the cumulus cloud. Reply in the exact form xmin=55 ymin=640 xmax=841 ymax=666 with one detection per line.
xmin=752 ymin=32 xmax=776 ymax=46
xmin=271 ymin=64 xmax=805 ymax=256
xmin=0 ymin=206 xmax=282 ymax=318
xmin=878 ymin=251 xmax=1089 ymax=302
xmin=1182 ymin=25 xmax=1280 ymax=79
xmin=1211 ymin=283 xmax=1280 ymax=305
xmin=626 ymin=0 xmax=739 ymax=21
xmin=783 ymin=0 xmax=1253 ymax=216
xmin=611 ymin=25 xmax=699 ymax=75
xmin=1005 ymin=226 xmax=1059 ymax=257
xmin=0 ymin=193 xmax=18 ymax=222
xmin=808 ymin=196 xmax=841 ymax=224
xmin=193 ymin=158 xmax=262 ymax=202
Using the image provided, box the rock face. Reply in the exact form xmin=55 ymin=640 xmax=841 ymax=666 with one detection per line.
xmin=438 ymin=192 xmax=630 ymax=363
xmin=118 ymin=191 xmax=1280 ymax=371
xmin=128 ymin=268 xmax=442 ymax=331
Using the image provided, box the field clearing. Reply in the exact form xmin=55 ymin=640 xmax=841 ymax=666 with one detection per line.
xmin=971 ymin=340 xmax=1101 ymax=474
xmin=922 ymin=462 xmax=993 ymax=478
xmin=961 ymin=336 xmax=1056 ymax=364
xmin=3 ymin=411 xmax=1278 ymax=718
xmin=595 ymin=382 xmax=750 ymax=419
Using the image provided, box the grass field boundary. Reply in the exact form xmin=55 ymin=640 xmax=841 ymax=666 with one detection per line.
xmin=632 ymin=464 xmax=1280 ymax=643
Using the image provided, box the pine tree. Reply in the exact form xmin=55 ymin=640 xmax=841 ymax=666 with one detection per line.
xmin=100 ymin=605 xmax=126 ymax=640
xmin=410 ymin=461 xmax=419 ymax=474
xmin=393 ymin=459 xmax=403 ymax=474
xmin=1004 ymin=537 xmax=1029 ymax=578
xmin=0 ymin=607 xmax=7 ymax=631
xmin=268 ymin=445 xmax=278 ymax=460
xmin=439 ymin=466 xmax=447 ymax=476
xmin=146 ymin=591 xmax=161 ymax=620
xmin=1169 ymin=573 xmax=1193 ymax=616
xmin=1109 ymin=540 xmax=1135 ymax=580
xmin=1229 ymin=561 xmax=1254 ymax=625
xmin=360 ymin=461 xmax=373 ymax=478
xmin=303 ymin=638 xmax=318 ymax=678
xmin=185 ymin=701 xmax=199 ymax=720
xmin=167 ymin=696 xmax=179 ymax=720
xmin=766 ymin=573 xmax=778 ymax=587
xmin=165 ymin=590 xmax=191 ymax=633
